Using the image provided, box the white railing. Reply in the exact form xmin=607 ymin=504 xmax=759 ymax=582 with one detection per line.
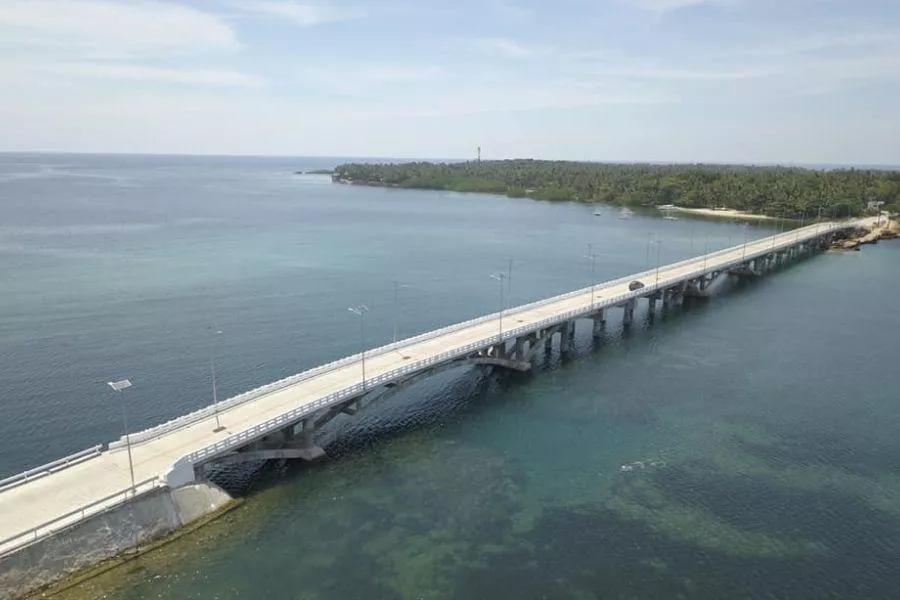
xmin=0 ymin=445 xmax=103 ymax=494
xmin=180 ymin=220 xmax=850 ymax=466
xmin=0 ymin=219 xmax=856 ymax=559
xmin=113 ymin=220 xmax=850 ymax=450
xmin=0 ymin=476 xmax=161 ymax=558
xmin=111 ymin=237 xmax=774 ymax=448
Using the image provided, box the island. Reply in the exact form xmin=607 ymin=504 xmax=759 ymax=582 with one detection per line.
xmin=295 ymin=169 xmax=334 ymax=175
xmin=332 ymin=160 xmax=900 ymax=218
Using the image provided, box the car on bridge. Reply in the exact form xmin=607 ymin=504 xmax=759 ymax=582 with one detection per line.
xmin=629 ymin=280 xmax=645 ymax=291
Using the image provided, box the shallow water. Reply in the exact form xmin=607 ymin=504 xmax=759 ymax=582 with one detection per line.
xmin=1 ymin=154 xmax=898 ymax=599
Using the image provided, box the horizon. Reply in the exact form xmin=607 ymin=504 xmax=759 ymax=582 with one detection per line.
xmin=3 ymin=151 xmax=900 ymax=172
xmin=1 ymin=1 xmax=899 ymax=164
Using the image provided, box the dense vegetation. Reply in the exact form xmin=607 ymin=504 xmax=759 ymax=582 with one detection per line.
xmin=333 ymin=160 xmax=900 ymax=217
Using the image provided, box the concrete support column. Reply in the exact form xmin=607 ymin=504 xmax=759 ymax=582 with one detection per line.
xmin=515 ymin=336 xmax=526 ymax=361
xmin=592 ymin=309 xmax=605 ymax=338
xmin=297 ymin=418 xmax=325 ymax=460
xmin=544 ymin=330 xmax=553 ymax=359
xmin=662 ymin=289 xmax=673 ymax=312
xmin=623 ymin=300 xmax=636 ymax=327
xmin=560 ymin=320 xmax=575 ymax=356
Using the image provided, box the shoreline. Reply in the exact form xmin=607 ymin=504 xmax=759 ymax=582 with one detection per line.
xmin=669 ymin=207 xmax=775 ymax=221
xmin=335 ymin=180 xmax=787 ymax=221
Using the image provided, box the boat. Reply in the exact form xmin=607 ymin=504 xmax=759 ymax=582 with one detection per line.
xmin=664 ymin=215 xmax=679 ymax=221
xmin=593 ymin=209 xmax=602 ymax=216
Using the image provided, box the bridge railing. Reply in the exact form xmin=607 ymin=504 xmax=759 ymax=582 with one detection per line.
xmin=110 ymin=220 xmax=849 ymax=450
xmin=0 ymin=220 xmax=856 ymax=559
xmin=181 ymin=285 xmax=664 ymax=466
xmin=0 ymin=476 xmax=161 ymax=558
xmin=179 ymin=221 xmax=851 ymax=468
xmin=0 ymin=445 xmax=103 ymax=494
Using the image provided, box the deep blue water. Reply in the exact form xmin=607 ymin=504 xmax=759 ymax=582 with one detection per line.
xmin=1 ymin=153 xmax=898 ymax=599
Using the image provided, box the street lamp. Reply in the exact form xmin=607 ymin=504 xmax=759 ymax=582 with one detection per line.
xmin=506 ymin=259 xmax=513 ymax=309
xmin=209 ymin=327 xmax=225 ymax=433
xmin=741 ymin=222 xmax=750 ymax=261
xmin=645 ymin=232 xmax=654 ymax=272
xmin=490 ymin=272 xmax=506 ymax=341
xmin=391 ymin=281 xmax=410 ymax=344
xmin=107 ymin=379 xmax=136 ymax=494
xmin=703 ymin=235 xmax=710 ymax=273
xmin=584 ymin=243 xmax=597 ymax=310
xmin=651 ymin=240 xmax=662 ymax=287
xmin=348 ymin=305 xmax=369 ymax=389
xmin=771 ymin=213 xmax=780 ymax=251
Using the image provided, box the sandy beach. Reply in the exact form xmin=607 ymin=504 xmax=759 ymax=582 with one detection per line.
xmin=669 ymin=207 xmax=775 ymax=221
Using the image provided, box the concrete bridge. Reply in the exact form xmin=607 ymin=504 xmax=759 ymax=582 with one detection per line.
xmin=0 ymin=218 xmax=872 ymax=569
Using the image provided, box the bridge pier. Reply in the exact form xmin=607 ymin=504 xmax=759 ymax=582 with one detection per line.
xmin=622 ymin=299 xmax=636 ymax=327
xmin=592 ymin=309 xmax=606 ymax=338
xmin=648 ymin=292 xmax=659 ymax=315
xmin=560 ymin=320 xmax=575 ymax=357
xmin=515 ymin=336 xmax=526 ymax=361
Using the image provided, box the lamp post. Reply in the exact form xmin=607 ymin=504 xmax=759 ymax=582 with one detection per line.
xmin=741 ymin=222 xmax=750 ymax=261
xmin=584 ymin=243 xmax=597 ymax=310
xmin=107 ymin=379 xmax=136 ymax=494
xmin=703 ymin=235 xmax=710 ymax=273
xmin=645 ymin=232 xmax=653 ymax=272
xmin=651 ymin=240 xmax=662 ymax=287
xmin=348 ymin=305 xmax=369 ymax=389
xmin=771 ymin=213 xmax=780 ymax=251
xmin=490 ymin=272 xmax=506 ymax=342
xmin=391 ymin=281 xmax=409 ymax=344
xmin=209 ymin=327 xmax=225 ymax=433
xmin=506 ymin=259 xmax=513 ymax=309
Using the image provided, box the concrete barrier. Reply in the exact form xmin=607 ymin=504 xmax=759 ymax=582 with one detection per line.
xmin=0 ymin=482 xmax=233 ymax=600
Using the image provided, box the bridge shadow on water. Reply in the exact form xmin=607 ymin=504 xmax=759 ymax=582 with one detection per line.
xmin=208 ymin=263 xmax=788 ymax=500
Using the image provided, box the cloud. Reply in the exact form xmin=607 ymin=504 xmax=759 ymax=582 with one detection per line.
xmin=627 ymin=0 xmax=727 ymax=12
xmin=595 ymin=66 xmax=772 ymax=80
xmin=0 ymin=0 xmax=238 ymax=58
xmin=491 ymin=0 xmax=533 ymax=21
xmin=36 ymin=63 xmax=265 ymax=87
xmin=470 ymin=38 xmax=532 ymax=58
xmin=746 ymin=31 xmax=900 ymax=57
xmin=231 ymin=1 xmax=364 ymax=26
xmin=361 ymin=66 xmax=442 ymax=83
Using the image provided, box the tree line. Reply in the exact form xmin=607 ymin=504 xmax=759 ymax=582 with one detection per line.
xmin=332 ymin=160 xmax=900 ymax=217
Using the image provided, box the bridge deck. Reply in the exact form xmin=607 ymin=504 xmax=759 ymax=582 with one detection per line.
xmin=0 ymin=219 xmax=870 ymax=555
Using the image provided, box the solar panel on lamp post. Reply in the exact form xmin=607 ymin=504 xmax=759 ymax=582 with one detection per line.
xmin=392 ymin=281 xmax=410 ymax=345
xmin=209 ymin=328 xmax=225 ymax=433
xmin=107 ymin=379 xmax=136 ymax=495
xmin=490 ymin=272 xmax=506 ymax=343
xmin=348 ymin=305 xmax=369 ymax=389
xmin=651 ymin=240 xmax=662 ymax=288
xmin=584 ymin=243 xmax=596 ymax=311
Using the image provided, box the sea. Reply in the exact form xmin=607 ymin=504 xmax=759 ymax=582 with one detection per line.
xmin=0 ymin=153 xmax=898 ymax=599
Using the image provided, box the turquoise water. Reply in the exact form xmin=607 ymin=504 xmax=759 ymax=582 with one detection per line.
xmin=1 ymin=154 xmax=898 ymax=599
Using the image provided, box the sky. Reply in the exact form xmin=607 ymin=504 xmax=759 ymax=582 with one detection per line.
xmin=1 ymin=0 xmax=899 ymax=164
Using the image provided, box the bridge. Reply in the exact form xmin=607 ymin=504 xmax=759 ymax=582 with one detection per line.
xmin=0 ymin=218 xmax=872 ymax=563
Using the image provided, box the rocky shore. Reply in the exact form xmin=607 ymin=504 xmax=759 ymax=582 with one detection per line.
xmin=832 ymin=219 xmax=899 ymax=251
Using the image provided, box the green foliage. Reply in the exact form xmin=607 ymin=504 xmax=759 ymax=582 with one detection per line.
xmin=333 ymin=160 xmax=900 ymax=217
